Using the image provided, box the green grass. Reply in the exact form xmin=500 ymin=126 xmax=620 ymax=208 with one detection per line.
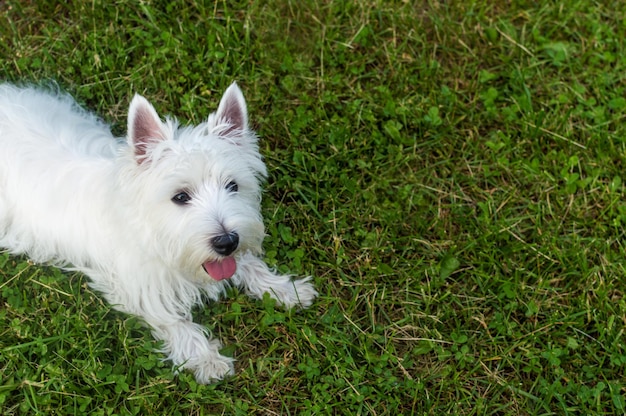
xmin=1 ymin=0 xmax=626 ymax=414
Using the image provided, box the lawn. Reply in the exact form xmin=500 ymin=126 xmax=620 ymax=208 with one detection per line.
xmin=1 ymin=0 xmax=625 ymax=414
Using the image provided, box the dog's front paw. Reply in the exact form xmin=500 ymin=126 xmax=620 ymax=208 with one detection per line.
xmin=232 ymin=253 xmax=318 ymax=310
xmin=276 ymin=276 xmax=318 ymax=309
xmin=161 ymin=322 xmax=236 ymax=384
xmin=191 ymin=352 xmax=235 ymax=384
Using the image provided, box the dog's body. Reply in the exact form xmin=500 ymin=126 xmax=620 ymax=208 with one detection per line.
xmin=0 ymin=83 xmax=317 ymax=383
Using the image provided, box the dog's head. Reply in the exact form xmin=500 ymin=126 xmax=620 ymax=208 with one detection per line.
xmin=120 ymin=83 xmax=267 ymax=283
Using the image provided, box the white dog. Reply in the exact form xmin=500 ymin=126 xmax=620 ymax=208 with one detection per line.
xmin=0 ymin=83 xmax=317 ymax=383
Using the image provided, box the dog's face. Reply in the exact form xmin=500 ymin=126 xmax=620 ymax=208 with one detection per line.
xmin=120 ymin=83 xmax=267 ymax=282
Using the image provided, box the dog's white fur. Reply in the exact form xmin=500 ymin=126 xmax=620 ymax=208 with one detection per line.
xmin=0 ymin=83 xmax=317 ymax=383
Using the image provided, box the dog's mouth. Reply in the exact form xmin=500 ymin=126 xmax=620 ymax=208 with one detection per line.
xmin=202 ymin=257 xmax=237 ymax=281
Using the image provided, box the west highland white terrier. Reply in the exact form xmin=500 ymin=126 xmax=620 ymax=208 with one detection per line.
xmin=0 ymin=82 xmax=317 ymax=383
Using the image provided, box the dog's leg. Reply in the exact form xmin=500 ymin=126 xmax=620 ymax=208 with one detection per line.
xmin=148 ymin=318 xmax=234 ymax=384
xmin=88 ymin=266 xmax=235 ymax=383
xmin=232 ymin=251 xmax=318 ymax=309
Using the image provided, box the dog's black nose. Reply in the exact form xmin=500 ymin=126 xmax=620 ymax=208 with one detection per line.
xmin=211 ymin=232 xmax=239 ymax=256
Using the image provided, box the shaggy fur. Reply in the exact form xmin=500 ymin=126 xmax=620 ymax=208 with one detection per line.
xmin=0 ymin=83 xmax=317 ymax=383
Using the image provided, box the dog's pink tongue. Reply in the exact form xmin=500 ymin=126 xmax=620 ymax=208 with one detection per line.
xmin=203 ymin=257 xmax=237 ymax=281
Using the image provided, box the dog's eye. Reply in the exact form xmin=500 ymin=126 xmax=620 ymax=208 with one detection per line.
xmin=226 ymin=181 xmax=238 ymax=193
xmin=172 ymin=191 xmax=192 ymax=205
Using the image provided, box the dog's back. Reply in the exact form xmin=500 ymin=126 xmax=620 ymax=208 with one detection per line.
xmin=0 ymin=84 xmax=120 ymax=160
xmin=0 ymin=84 xmax=119 ymax=264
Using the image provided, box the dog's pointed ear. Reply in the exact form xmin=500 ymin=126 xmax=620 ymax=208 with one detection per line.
xmin=213 ymin=82 xmax=248 ymax=139
xmin=128 ymin=94 xmax=165 ymax=164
